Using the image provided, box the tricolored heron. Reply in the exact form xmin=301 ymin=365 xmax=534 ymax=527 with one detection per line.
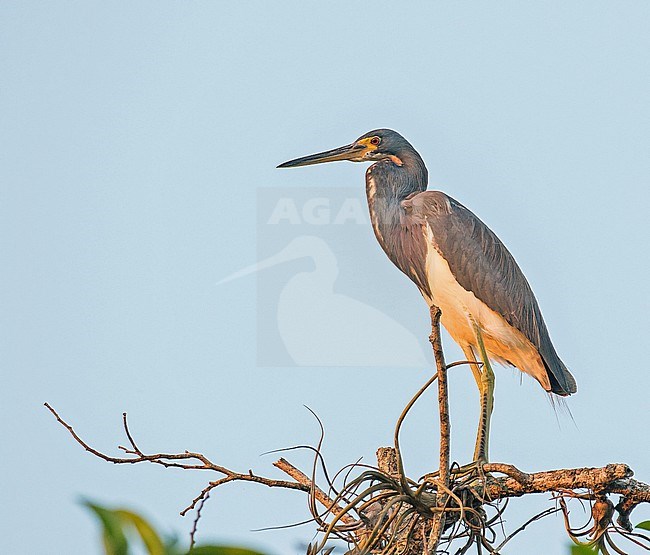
xmin=278 ymin=129 xmax=576 ymax=463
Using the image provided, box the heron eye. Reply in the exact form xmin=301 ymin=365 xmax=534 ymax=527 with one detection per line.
xmin=370 ymin=137 xmax=381 ymax=146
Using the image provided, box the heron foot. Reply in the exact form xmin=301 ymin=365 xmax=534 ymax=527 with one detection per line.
xmin=450 ymin=459 xmax=488 ymax=481
xmin=421 ymin=458 xmax=488 ymax=485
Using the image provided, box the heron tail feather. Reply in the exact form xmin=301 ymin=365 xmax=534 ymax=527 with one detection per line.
xmin=545 ymin=357 xmax=577 ymax=397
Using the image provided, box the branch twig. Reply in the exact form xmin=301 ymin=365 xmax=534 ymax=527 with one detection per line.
xmin=273 ymin=458 xmax=356 ymax=526
xmin=428 ymin=305 xmax=451 ymax=549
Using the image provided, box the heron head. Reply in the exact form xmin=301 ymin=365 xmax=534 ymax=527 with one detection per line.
xmin=277 ymin=129 xmax=414 ymax=168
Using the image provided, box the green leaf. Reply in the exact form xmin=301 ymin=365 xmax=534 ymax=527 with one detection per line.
xmin=636 ymin=520 xmax=650 ymax=531
xmin=570 ymin=545 xmax=598 ymax=554
xmin=162 ymin=534 xmax=183 ymax=555
xmin=185 ymin=547 xmax=268 ymax=555
xmin=114 ymin=509 xmax=166 ymax=555
xmin=84 ymin=501 xmax=129 ymax=555
xmin=84 ymin=500 xmax=170 ymax=555
xmin=83 ymin=500 xmax=270 ymax=555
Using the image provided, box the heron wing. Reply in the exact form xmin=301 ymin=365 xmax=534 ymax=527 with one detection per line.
xmin=404 ymin=191 xmax=576 ymax=395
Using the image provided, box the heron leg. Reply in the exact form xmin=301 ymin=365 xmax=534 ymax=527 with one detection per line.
xmin=471 ymin=323 xmax=495 ymax=464
xmin=461 ymin=345 xmax=483 ymax=392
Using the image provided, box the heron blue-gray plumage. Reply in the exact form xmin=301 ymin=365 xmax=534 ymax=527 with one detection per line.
xmin=278 ymin=129 xmax=576 ymax=462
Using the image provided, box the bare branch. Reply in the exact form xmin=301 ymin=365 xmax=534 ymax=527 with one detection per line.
xmin=273 ymin=457 xmax=356 ymax=526
xmin=483 ymin=463 xmax=633 ymax=500
xmin=44 ymin=403 xmax=307 ymax=502
xmin=428 ymin=305 xmax=451 ymax=550
xmin=45 ymin=334 xmax=650 ymax=555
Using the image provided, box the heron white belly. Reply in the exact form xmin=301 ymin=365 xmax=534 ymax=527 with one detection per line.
xmin=423 ymin=226 xmax=551 ymax=390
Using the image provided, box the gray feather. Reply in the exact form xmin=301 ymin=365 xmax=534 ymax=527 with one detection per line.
xmin=405 ymin=191 xmax=577 ymax=396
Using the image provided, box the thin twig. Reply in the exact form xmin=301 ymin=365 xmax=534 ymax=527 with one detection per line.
xmin=189 ymin=491 xmax=210 ymax=549
xmin=491 ymin=506 xmax=560 ymax=553
xmin=122 ymin=412 xmax=142 ymax=455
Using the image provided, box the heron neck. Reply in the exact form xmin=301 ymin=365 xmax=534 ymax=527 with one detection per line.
xmin=365 ymin=153 xmax=428 ymax=268
xmin=366 ymin=152 xmax=428 ymax=205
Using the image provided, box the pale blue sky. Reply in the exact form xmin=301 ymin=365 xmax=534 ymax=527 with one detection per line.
xmin=2 ymin=2 xmax=649 ymax=554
